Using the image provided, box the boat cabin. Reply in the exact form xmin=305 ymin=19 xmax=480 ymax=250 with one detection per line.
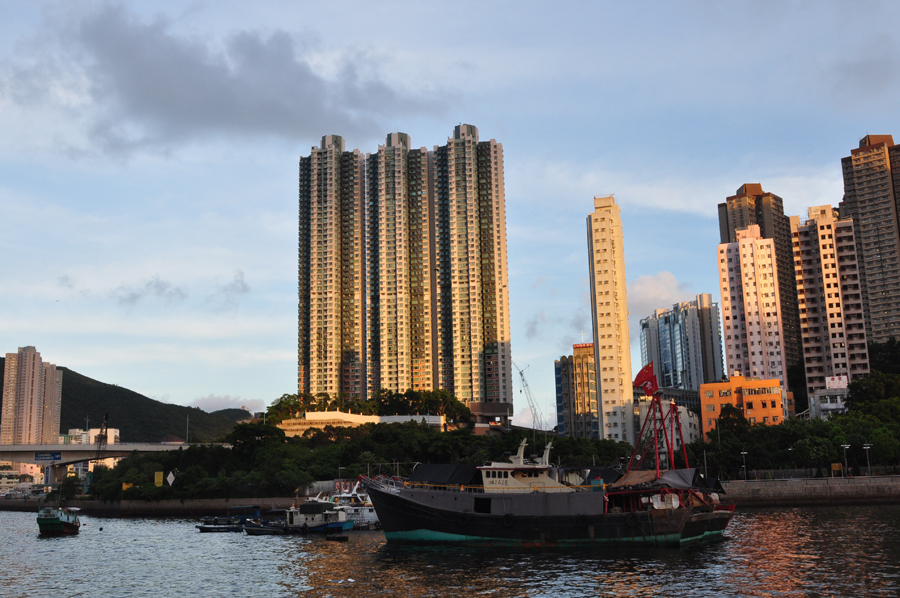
xmin=477 ymin=439 xmax=574 ymax=494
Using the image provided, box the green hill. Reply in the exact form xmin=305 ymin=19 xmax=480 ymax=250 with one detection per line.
xmin=0 ymin=357 xmax=242 ymax=443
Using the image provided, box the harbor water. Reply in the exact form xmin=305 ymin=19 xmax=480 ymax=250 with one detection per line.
xmin=2 ymin=505 xmax=899 ymax=597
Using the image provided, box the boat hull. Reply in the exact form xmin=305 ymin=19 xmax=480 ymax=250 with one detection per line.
xmin=37 ymin=517 xmax=80 ymax=536
xmin=367 ymin=483 xmax=732 ymax=547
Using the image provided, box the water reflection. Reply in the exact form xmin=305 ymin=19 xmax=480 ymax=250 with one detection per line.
xmin=2 ymin=507 xmax=900 ymax=597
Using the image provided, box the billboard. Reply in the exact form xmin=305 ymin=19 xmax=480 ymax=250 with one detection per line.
xmin=825 ymin=375 xmax=849 ymax=390
xmin=34 ymin=452 xmax=61 ymax=462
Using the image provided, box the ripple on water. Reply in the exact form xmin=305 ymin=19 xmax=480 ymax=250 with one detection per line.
xmin=2 ymin=506 xmax=900 ymax=597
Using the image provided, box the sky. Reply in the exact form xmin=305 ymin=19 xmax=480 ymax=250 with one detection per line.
xmin=2 ymin=1 xmax=900 ymax=424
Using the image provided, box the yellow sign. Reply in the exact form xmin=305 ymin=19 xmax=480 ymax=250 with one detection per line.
xmin=122 ymin=483 xmax=134 ymax=491
xmin=155 ymin=472 xmax=164 ymax=487
xmin=831 ymin=463 xmax=843 ymax=471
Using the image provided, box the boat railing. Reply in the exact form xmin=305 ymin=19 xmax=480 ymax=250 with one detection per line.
xmin=398 ymin=481 xmax=608 ymax=494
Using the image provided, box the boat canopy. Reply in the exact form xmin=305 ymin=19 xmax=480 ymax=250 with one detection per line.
xmin=408 ymin=464 xmax=479 ymax=486
xmin=609 ymin=468 xmax=723 ymax=493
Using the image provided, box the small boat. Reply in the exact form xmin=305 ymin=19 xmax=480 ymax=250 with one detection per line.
xmin=37 ymin=507 xmax=81 ymax=536
xmin=242 ymin=503 xmax=353 ymax=536
xmin=197 ymin=505 xmax=260 ymax=533
xmin=242 ymin=522 xmax=290 ymax=536
xmin=307 ymin=482 xmax=381 ymax=530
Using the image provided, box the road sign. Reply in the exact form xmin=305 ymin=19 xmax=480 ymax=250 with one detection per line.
xmin=155 ymin=471 xmax=164 ymax=487
xmin=34 ymin=452 xmax=61 ymax=462
xmin=166 ymin=471 xmax=176 ymax=486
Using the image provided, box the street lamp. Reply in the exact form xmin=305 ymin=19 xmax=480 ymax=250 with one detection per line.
xmin=841 ymin=444 xmax=850 ymax=478
xmin=741 ymin=451 xmax=748 ymax=480
xmin=864 ymin=444 xmax=872 ymax=476
xmin=787 ymin=447 xmax=794 ymax=477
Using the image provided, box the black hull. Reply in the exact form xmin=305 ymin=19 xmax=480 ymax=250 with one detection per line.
xmin=367 ymin=483 xmax=732 ymax=547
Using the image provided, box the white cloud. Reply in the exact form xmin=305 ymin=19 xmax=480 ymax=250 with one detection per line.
xmin=190 ymin=394 xmax=264 ymax=414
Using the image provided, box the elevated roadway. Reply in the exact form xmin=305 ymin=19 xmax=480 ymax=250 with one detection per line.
xmin=0 ymin=443 xmax=215 ymax=466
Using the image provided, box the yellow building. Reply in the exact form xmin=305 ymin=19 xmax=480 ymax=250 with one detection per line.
xmin=700 ymin=374 xmax=787 ymax=438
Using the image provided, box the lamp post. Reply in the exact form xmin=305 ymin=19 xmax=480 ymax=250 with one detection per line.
xmin=787 ymin=447 xmax=794 ymax=477
xmin=841 ymin=444 xmax=850 ymax=478
xmin=741 ymin=451 xmax=748 ymax=480
xmin=864 ymin=443 xmax=872 ymax=476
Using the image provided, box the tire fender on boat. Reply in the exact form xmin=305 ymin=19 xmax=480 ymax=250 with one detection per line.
xmin=457 ymin=512 xmax=469 ymax=527
xmin=503 ymin=514 xmax=514 ymax=528
xmin=576 ymin=514 xmax=589 ymax=528
xmin=626 ymin=512 xmax=639 ymax=527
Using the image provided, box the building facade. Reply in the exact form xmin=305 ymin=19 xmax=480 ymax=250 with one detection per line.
xmin=718 ymin=225 xmax=788 ymax=388
xmin=554 ymin=343 xmax=598 ymax=438
xmin=790 ymin=206 xmax=869 ymax=398
xmin=298 ymin=126 xmax=512 ymax=428
xmin=587 ymin=195 xmax=633 ymax=438
xmin=298 ymin=135 xmax=366 ymax=399
xmin=838 ymin=135 xmax=900 ymax=343
xmin=639 ymin=293 xmax=724 ymax=392
xmin=699 ymin=374 xmax=787 ymax=437
xmin=1 ymin=347 xmax=62 ymax=445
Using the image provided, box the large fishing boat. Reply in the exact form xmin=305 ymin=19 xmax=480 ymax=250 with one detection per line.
xmin=364 ymin=364 xmax=734 ymax=547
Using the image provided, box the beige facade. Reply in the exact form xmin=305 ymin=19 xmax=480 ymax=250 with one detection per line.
xmin=554 ymin=343 xmax=598 ymax=438
xmin=838 ymin=135 xmax=900 ymax=343
xmin=586 ymin=195 xmax=633 ymax=439
xmin=718 ymin=225 xmax=787 ymax=388
xmin=298 ymin=135 xmax=366 ymax=398
xmin=1 ymin=347 xmax=63 ymax=445
xmin=366 ymin=133 xmax=435 ymax=394
xmin=278 ymin=411 xmax=445 ymax=437
xmin=790 ymin=206 xmax=869 ymax=396
xmin=433 ymin=125 xmax=512 ymax=425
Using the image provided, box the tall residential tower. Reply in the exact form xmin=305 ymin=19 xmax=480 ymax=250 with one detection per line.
xmin=1 ymin=346 xmax=62 ymax=445
xmin=838 ymin=135 xmax=900 ymax=343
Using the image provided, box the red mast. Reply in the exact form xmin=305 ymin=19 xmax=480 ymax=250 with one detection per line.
xmin=627 ymin=363 xmax=690 ymax=474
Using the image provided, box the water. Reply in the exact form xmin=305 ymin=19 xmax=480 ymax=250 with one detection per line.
xmin=2 ymin=506 xmax=900 ymax=597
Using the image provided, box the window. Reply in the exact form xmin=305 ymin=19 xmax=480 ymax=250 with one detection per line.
xmin=705 ymin=404 xmax=716 ymax=412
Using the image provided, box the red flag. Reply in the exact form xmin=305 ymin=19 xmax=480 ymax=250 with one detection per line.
xmin=633 ymin=363 xmax=659 ymax=396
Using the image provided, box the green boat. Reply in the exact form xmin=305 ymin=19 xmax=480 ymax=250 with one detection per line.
xmin=37 ymin=507 xmax=81 ymax=536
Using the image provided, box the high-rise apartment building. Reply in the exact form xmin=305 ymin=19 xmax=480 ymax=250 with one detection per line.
xmin=554 ymin=343 xmax=598 ymax=438
xmin=366 ymin=133 xmax=435 ymax=394
xmin=298 ymin=135 xmax=366 ymax=398
xmin=587 ymin=195 xmax=633 ymax=435
xmin=718 ymin=225 xmax=787 ymax=388
xmin=639 ymin=293 xmax=724 ymax=391
xmin=1 ymin=347 xmax=62 ymax=445
xmin=433 ymin=125 xmax=512 ymax=425
xmin=790 ymin=206 xmax=869 ymax=395
xmin=718 ymin=184 xmax=801 ymax=371
xmin=838 ymin=135 xmax=900 ymax=343
xmin=298 ymin=126 xmax=512 ymax=428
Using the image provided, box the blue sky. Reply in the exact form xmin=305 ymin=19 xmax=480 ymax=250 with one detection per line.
xmin=2 ymin=1 xmax=899 ymax=423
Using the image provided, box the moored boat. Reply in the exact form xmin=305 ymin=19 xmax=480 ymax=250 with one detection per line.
xmin=196 ymin=505 xmax=260 ymax=533
xmin=365 ymin=368 xmax=734 ymax=547
xmin=37 ymin=507 xmax=81 ymax=536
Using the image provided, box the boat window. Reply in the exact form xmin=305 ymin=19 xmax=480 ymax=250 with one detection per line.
xmin=503 ymin=471 xmax=508 ymax=478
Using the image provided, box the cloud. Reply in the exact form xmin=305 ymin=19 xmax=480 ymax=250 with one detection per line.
xmin=825 ymin=35 xmax=900 ymax=105
xmin=57 ymin=274 xmax=75 ymax=288
xmin=1 ymin=4 xmax=446 ymax=155
xmin=208 ymin=269 xmax=250 ymax=312
xmin=112 ymin=275 xmax=187 ymax=306
xmin=190 ymin=393 xmax=264 ymax=414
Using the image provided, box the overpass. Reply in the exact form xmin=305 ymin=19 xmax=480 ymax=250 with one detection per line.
xmin=0 ymin=443 xmax=216 ymax=466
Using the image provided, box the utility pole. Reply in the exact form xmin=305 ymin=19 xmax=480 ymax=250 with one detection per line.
xmin=186 ymin=414 xmax=190 ymax=444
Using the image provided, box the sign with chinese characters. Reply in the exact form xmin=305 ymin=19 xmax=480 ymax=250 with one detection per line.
xmin=825 ymin=375 xmax=849 ymax=389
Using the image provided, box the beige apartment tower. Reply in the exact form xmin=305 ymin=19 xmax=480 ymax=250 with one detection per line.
xmin=366 ymin=133 xmax=436 ymax=394
xmin=586 ymin=195 xmax=633 ymax=436
xmin=790 ymin=206 xmax=869 ymax=395
xmin=433 ymin=125 xmax=512 ymax=426
xmin=718 ymin=225 xmax=787 ymax=387
xmin=838 ymin=135 xmax=900 ymax=343
xmin=298 ymin=135 xmax=366 ymax=398
xmin=1 ymin=346 xmax=63 ymax=445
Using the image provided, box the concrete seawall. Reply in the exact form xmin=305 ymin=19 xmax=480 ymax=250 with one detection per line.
xmin=722 ymin=476 xmax=900 ymax=507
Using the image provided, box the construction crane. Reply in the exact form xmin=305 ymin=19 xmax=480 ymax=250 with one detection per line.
xmin=513 ymin=362 xmax=548 ymax=443
xmin=94 ymin=413 xmax=108 ymax=463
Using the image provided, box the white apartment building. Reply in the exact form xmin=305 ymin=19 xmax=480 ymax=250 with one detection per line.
xmin=1 ymin=346 xmax=62 ymax=445
xmin=790 ymin=206 xmax=869 ymax=396
xmin=587 ymin=195 xmax=633 ymax=439
xmin=718 ymin=225 xmax=787 ymax=388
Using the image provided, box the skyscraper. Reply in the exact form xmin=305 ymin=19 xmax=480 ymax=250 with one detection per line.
xmin=790 ymin=206 xmax=869 ymax=395
xmin=1 ymin=346 xmax=62 ymax=445
xmin=717 ymin=225 xmax=787 ymax=387
xmin=586 ymin=195 xmax=633 ymax=435
xmin=298 ymin=126 xmax=513 ymax=428
xmin=718 ymin=184 xmax=802 ymax=371
xmin=366 ymin=133 xmax=435 ymax=393
xmin=639 ymin=293 xmax=724 ymax=391
xmin=433 ymin=125 xmax=512 ymax=426
xmin=298 ymin=135 xmax=366 ymax=399
xmin=838 ymin=135 xmax=900 ymax=343
xmin=554 ymin=343 xmax=598 ymax=438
